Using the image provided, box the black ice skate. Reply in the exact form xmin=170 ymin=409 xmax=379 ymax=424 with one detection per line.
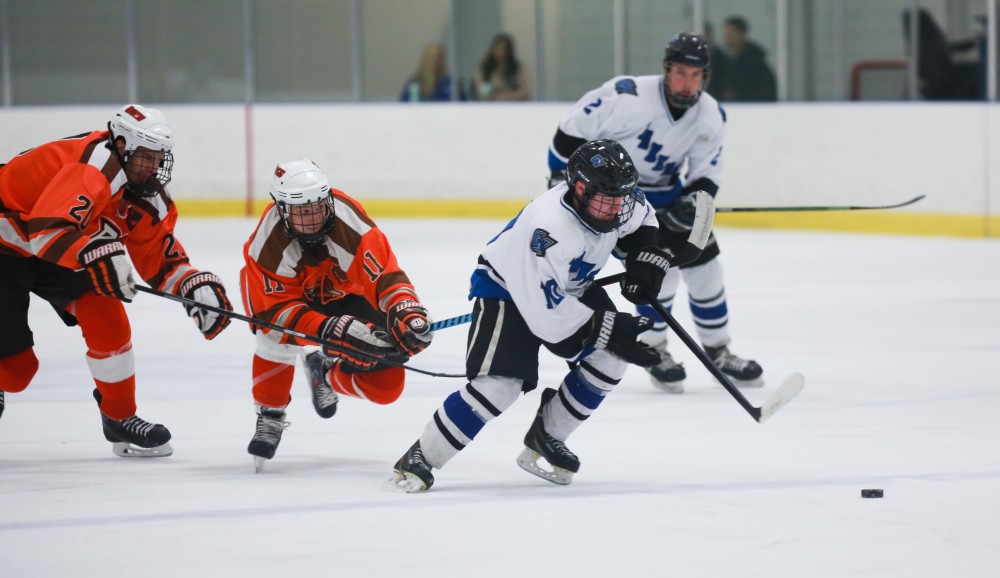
xmin=647 ymin=349 xmax=686 ymax=394
xmin=705 ymin=345 xmax=764 ymax=388
xmin=248 ymin=406 xmax=289 ymax=473
xmin=390 ymin=440 xmax=435 ymax=493
xmin=93 ymin=389 xmax=173 ymax=458
xmin=516 ymin=388 xmax=579 ymax=485
xmin=304 ymin=351 xmax=338 ymax=419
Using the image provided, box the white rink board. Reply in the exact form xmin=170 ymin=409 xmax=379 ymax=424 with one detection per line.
xmin=0 ymin=102 xmax=997 ymax=218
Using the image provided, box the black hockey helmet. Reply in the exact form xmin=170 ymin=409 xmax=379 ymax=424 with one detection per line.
xmin=565 ymin=140 xmax=639 ymax=233
xmin=663 ymin=32 xmax=711 ymax=108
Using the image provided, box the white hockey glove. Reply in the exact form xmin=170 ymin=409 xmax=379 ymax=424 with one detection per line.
xmin=621 ymin=246 xmax=672 ymax=305
xmin=79 ymin=239 xmax=136 ymax=302
xmin=179 ymin=272 xmax=233 ymax=340
xmin=387 ymin=299 xmax=433 ymax=357
xmin=661 ymin=194 xmax=698 ymax=233
xmin=586 ymin=311 xmax=661 ymax=367
xmin=320 ymin=315 xmax=397 ymax=373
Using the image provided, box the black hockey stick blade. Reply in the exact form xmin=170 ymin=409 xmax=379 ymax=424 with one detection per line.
xmin=133 ymin=285 xmax=466 ymax=379
xmin=644 ymin=292 xmax=804 ymax=423
xmin=715 ymin=194 xmax=925 ymax=213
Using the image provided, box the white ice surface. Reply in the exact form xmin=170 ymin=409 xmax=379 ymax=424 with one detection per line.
xmin=2 ymin=218 xmax=999 ymax=577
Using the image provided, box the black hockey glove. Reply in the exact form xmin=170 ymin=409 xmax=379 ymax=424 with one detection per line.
xmin=547 ymin=170 xmax=567 ymax=190
xmin=660 ymin=194 xmax=698 ymax=233
xmin=621 ymin=246 xmax=672 ymax=305
xmin=179 ymin=271 xmax=233 ymax=340
xmin=320 ymin=315 xmax=396 ymax=373
xmin=387 ymin=299 xmax=433 ymax=357
xmin=586 ymin=311 xmax=661 ymax=367
xmin=79 ymin=239 xmax=136 ymax=302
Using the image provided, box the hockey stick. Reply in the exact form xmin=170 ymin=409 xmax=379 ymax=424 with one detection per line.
xmin=133 ymin=285 xmax=466 ymax=379
xmin=643 ymin=293 xmax=804 ymax=423
xmin=429 ymin=191 xmax=716 ymax=334
xmin=715 ymin=194 xmax=925 ymax=213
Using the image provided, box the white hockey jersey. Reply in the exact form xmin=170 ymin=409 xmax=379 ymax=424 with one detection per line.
xmin=550 ymin=75 xmax=726 ymax=208
xmin=469 ymin=183 xmax=658 ymax=345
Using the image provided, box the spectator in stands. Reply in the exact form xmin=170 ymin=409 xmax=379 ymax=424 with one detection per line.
xmin=713 ymin=16 xmax=777 ymax=102
xmin=703 ymin=22 xmax=731 ymax=98
xmin=474 ymin=33 xmax=531 ymax=101
xmin=400 ymin=42 xmax=463 ymax=102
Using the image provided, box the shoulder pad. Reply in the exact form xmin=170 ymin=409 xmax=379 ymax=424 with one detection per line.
xmin=614 ymin=78 xmax=638 ymax=96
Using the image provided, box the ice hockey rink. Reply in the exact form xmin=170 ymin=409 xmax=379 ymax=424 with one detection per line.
xmin=1 ymin=217 xmax=998 ymax=578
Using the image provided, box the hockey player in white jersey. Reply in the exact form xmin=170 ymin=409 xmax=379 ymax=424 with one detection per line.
xmin=548 ymin=32 xmax=763 ymax=394
xmin=390 ymin=140 xmax=676 ymax=491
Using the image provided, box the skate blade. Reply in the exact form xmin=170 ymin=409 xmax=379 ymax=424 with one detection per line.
xmin=386 ymin=470 xmax=430 ymax=493
xmin=253 ymin=456 xmax=269 ymax=473
xmin=516 ymin=448 xmax=573 ymax=486
xmin=112 ymin=441 xmax=173 ymax=458
xmin=650 ymin=377 xmax=684 ymax=394
xmin=729 ymin=376 xmax=765 ymax=388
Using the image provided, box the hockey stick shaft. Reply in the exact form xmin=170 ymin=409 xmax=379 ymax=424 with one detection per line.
xmin=643 ymin=292 xmax=804 ymax=423
xmin=715 ymin=194 xmax=925 ymax=213
xmin=133 ymin=285 xmax=465 ymax=379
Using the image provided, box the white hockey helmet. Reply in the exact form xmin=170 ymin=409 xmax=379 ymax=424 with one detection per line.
xmin=108 ymin=104 xmax=175 ymax=197
xmin=270 ymin=159 xmax=336 ymax=245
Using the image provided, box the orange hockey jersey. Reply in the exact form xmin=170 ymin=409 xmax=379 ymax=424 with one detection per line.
xmin=241 ymin=190 xmax=416 ymax=344
xmin=0 ymin=130 xmax=197 ymax=293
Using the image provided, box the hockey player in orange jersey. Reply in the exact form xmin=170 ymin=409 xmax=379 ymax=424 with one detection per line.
xmin=0 ymin=104 xmax=234 ymax=457
xmin=241 ymin=158 xmax=433 ymax=472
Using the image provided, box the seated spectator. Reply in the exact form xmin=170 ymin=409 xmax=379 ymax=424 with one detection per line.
xmin=400 ymin=42 xmax=463 ymax=102
xmin=474 ymin=33 xmax=531 ymax=101
xmin=715 ymin=16 xmax=777 ymax=102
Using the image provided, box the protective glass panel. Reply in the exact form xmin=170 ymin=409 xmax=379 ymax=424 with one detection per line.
xmin=8 ymin=0 xmax=127 ymax=105
xmin=135 ymin=0 xmax=245 ymax=103
xmin=362 ymin=0 xmax=455 ymax=102
xmin=624 ymin=0 xmax=692 ymax=77
xmin=255 ymin=0 xmax=355 ymax=102
xmin=454 ymin=0 xmax=536 ymax=102
xmin=703 ymin=0 xmax=779 ymax=102
xmin=538 ymin=0 xmax=615 ymax=101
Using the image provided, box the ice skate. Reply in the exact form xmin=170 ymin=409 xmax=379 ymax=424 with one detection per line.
xmin=248 ymin=406 xmax=289 ymax=473
xmin=517 ymin=388 xmax=579 ymax=485
xmin=705 ymin=345 xmax=764 ymax=388
xmin=646 ymin=349 xmax=686 ymax=394
xmin=0 ymin=390 xmax=5 ymax=421
xmin=93 ymin=389 xmax=173 ymax=458
xmin=389 ymin=440 xmax=435 ymax=493
xmin=304 ymin=351 xmax=338 ymax=418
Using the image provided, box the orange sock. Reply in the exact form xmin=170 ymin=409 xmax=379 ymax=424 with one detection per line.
xmin=252 ymin=355 xmax=294 ymax=408
xmin=327 ymin=364 xmax=405 ymax=405
xmin=74 ymin=293 xmax=137 ymax=419
xmin=0 ymin=348 xmax=40 ymax=393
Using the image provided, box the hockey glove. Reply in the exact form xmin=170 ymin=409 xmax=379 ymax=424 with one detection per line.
xmin=660 ymin=194 xmax=698 ymax=234
xmin=179 ymin=272 xmax=233 ymax=340
xmin=586 ymin=310 xmax=661 ymax=367
xmin=387 ymin=299 xmax=434 ymax=357
xmin=621 ymin=246 xmax=672 ymax=306
xmin=79 ymin=239 xmax=136 ymax=302
xmin=547 ymin=170 xmax=567 ymax=190
xmin=320 ymin=315 xmax=396 ymax=373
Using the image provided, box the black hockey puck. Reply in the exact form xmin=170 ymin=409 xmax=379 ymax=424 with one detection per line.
xmin=861 ymin=489 xmax=884 ymax=498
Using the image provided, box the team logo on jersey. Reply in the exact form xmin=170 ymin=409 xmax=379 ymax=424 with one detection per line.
xmin=541 ymin=279 xmax=565 ymax=309
xmin=530 ymin=228 xmax=558 ymax=257
xmin=569 ymin=253 xmax=599 ymax=284
xmin=89 ymin=218 xmax=123 ymax=242
xmin=615 ymin=78 xmax=638 ymax=96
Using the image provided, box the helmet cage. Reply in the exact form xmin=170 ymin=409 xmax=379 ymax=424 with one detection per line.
xmin=270 ymin=159 xmax=336 ymax=246
xmin=566 ymin=140 xmax=640 ymax=233
xmin=107 ymin=104 xmax=175 ymax=197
